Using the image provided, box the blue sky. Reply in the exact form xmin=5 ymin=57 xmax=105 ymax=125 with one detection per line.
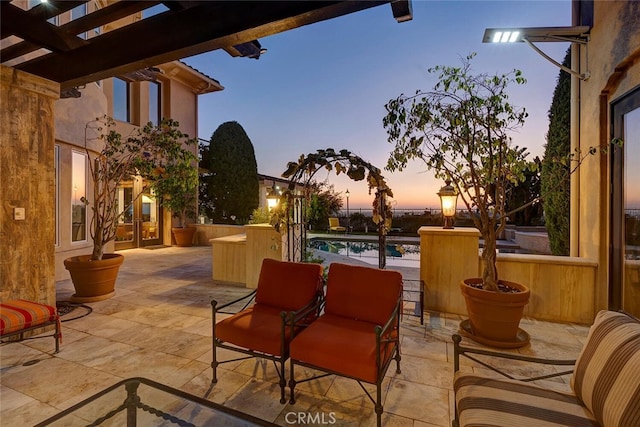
xmin=184 ymin=1 xmax=572 ymax=209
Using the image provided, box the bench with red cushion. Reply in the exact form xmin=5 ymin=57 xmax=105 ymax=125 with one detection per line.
xmin=0 ymin=299 xmax=61 ymax=353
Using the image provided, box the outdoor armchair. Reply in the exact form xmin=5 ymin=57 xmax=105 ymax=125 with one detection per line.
xmin=211 ymin=258 xmax=323 ymax=403
xmin=288 ymin=262 xmax=403 ymax=427
xmin=452 ymin=310 xmax=640 ymax=427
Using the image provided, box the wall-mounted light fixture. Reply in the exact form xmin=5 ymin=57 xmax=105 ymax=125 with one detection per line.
xmin=437 ymin=180 xmax=458 ymax=229
xmin=482 ymin=26 xmax=591 ymax=80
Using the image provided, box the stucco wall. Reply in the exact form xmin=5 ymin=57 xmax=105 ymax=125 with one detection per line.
xmin=577 ymin=1 xmax=640 ymax=311
xmin=54 ymin=83 xmax=110 ymax=281
xmin=1 ymin=66 xmax=59 ymax=305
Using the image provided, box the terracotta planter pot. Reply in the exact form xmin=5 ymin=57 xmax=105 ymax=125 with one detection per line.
xmin=460 ymin=278 xmax=530 ymax=347
xmin=172 ymin=227 xmax=196 ymax=247
xmin=64 ymin=253 xmax=124 ymax=303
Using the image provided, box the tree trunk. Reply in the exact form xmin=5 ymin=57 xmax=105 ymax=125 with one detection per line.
xmin=481 ymin=225 xmax=499 ymax=291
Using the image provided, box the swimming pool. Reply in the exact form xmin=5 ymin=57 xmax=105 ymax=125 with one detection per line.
xmin=308 ymin=239 xmax=420 ymax=267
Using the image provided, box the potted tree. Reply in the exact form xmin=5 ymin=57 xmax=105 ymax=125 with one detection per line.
xmin=64 ymin=117 xmax=197 ymax=301
xmin=149 ymin=148 xmax=199 ymax=246
xmin=383 ymin=54 xmax=534 ymax=347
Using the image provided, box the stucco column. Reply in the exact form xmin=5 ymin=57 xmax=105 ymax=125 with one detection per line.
xmin=418 ymin=226 xmax=480 ymax=315
xmin=1 ymin=66 xmax=59 ymax=305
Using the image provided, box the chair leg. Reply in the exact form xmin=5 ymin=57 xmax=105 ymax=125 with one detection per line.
xmin=54 ymin=321 xmax=60 ymax=354
xmin=279 ymin=357 xmax=286 ymax=404
xmin=211 ymin=341 xmax=219 ymax=384
xmin=288 ymin=359 xmax=297 ymax=404
xmin=211 ymin=305 xmax=218 ymax=384
xmin=375 ymin=381 xmax=383 ymax=427
xmin=395 ymin=347 xmax=401 ymax=374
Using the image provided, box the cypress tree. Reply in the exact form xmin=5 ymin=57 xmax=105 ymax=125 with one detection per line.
xmin=541 ymin=49 xmax=571 ymax=255
xmin=200 ymin=121 xmax=259 ymax=223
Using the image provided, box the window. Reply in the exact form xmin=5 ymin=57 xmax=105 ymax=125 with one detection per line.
xmin=70 ymin=3 xmax=88 ymax=39
xmin=610 ymin=86 xmax=640 ymax=316
xmin=113 ymin=78 xmax=130 ymax=123
xmin=71 ymin=151 xmax=87 ymax=242
xmin=27 ymin=0 xmax=58 ymax=24
xmin=149 ymin=81 xmax=161 ymax=125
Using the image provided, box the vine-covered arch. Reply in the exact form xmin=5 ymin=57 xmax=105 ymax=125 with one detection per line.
xmin=278 ymin=148 xmax=394 ymax=269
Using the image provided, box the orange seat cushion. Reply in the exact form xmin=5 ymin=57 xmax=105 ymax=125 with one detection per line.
xmin=255 ymin=259 xmax=323 ymax=311
xmin=324 ymin=263 xmax=402 ymax=325
xmin=290 ymin=314 xmax=397 ymax=383
xmin=216 ymin=305 xmax=292 ymax=356
xmin=0 ymin=299 xmax=59 ymax=335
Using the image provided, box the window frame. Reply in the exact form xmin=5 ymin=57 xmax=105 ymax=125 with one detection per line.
xmin=71 ymin=150 xmax=88 ymax=244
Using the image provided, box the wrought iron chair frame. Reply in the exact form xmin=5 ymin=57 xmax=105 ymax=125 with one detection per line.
xmin=451 ymin=333 xmax=577 ymax=427
xmin=211 ymin=288 xmax=323 ymax=404
xmin=288 ymin=295 xmax=402 ymax=427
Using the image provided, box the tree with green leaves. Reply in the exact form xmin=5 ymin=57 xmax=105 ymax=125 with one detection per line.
xmin=384 ymin=54 xmax=530 ymax=291
xmin=541 ymin=49 xmax=571 ymax=255
xmin=199 ymin=121 xmax=259 ymax=224
xmin=305 ymin=181 xmax=343 ymax=231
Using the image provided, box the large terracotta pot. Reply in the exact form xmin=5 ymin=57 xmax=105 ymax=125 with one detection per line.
xmin=64 ymin=253 xmax=124 ymax=303
xmin=460 ymin=278 xmax=530 ymax=348
xmin=172 ymin=226 xmax=196 ymax=247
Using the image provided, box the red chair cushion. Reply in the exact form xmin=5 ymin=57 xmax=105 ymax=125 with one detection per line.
xmin=216 ymin=305 xmax=293 ymax=356
xmin=324 ymin=263 xmax=402 ymax=325
xmin=255 ymin=258 xmax=323 ymax=311
xmin=0 ymin=299 xmax=59 ymax=335
xmin=290 ymin=313 xmax=397 ymax=383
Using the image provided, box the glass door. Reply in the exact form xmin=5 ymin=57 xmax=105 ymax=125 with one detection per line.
xmin=115 ymin=180 xmax=162 ymax=250
xmin=611 ymin=86 xmax=640 ymax=317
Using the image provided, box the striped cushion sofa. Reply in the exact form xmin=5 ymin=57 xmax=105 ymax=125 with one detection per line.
xmin=452 ymin=310 xmax=640 ymax=427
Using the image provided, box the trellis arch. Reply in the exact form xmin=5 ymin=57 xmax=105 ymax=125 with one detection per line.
xmin=276 ymin=148 xmax=394 ymax=269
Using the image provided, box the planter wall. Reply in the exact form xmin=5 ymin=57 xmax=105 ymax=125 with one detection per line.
xmin=418 ymin=226 xmax=598 ymax=324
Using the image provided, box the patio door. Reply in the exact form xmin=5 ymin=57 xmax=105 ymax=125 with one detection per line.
xmin=610 ymin=86 xmax=640 ymax=317
xmin=115 ymin=179 xmax=162 ymax=250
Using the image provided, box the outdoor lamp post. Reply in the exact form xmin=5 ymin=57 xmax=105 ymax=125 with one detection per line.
xmin=345 ymin=189 xmax=350 ymax=232
xmin=266 ymin=184 xmax=280 ymax=211
xmin=437 ymin=180 xmax=458 ymax=229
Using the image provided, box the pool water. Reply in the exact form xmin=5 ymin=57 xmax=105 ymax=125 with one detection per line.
xmin=308 ymin=239 xmax=420 ymax=267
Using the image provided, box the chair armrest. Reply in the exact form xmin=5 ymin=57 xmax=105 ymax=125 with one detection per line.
xmin=452 ymin=334 xmax=576 ymax=382
xmin=376 ymin=295 xmax=402 ymax=339
xmin=288 ymin=292 xmax=325 ymax=329
xmin=212 ymin=290 xmax=257 ymax=314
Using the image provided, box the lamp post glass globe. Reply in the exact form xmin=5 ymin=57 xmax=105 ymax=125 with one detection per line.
xmin=437 ymin=180 xmax=458 ymax=229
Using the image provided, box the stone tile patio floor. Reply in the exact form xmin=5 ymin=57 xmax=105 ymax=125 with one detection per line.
xmin=0 ymin=246 xmax=591 ymax=426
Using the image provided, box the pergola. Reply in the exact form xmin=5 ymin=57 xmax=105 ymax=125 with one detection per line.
xmin=1 ymin=1 xmax=412 ymax=92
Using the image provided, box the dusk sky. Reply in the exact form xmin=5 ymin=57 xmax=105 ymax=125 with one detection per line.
xmin=184 ymin=1 xmax=573 ymax=210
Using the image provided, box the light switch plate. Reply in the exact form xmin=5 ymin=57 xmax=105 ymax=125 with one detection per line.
xmin=14 ymin=207 xmax=26 ymax=220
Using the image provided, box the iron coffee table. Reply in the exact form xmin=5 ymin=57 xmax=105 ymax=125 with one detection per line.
xmin=35 ymin=377 xmax=278 ymax=426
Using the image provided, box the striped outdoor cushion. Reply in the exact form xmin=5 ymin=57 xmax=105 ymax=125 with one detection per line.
xmin=454 ymin=371 xmax=599 ymax=427
xmin=570 ymin=310 xmax=640 ymax=427
xmin=0 ymin=299 xmax=59 ymax=335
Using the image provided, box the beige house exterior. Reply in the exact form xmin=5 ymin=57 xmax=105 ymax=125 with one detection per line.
xmin=54 ymin=60 xmax=222 ymax=281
